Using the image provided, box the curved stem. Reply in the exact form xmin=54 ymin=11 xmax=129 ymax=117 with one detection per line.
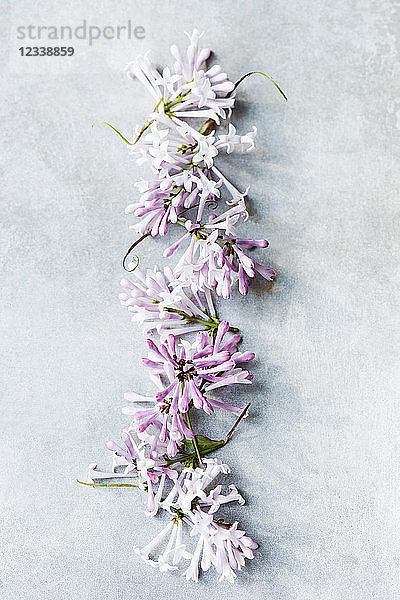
xmin=122 ymin=232 xmax=151 ymax=271
xmin=77 ymin=480 xmax=139 ymax=488
xmin=229 ymin=71 xmax=287 ymax=102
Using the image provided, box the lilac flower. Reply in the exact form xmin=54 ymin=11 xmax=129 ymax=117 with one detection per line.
xmin=132 ymin=459 xmax=258 ymax=581
xmin=132 ymin=116 xmax=220 ymax=174
xmin=104 ymin=428 xmax=174 ymax=516
xmin=132 ymin=115 xmax=257 ymax=176
xmin=202 ymin=484 xmax=245 ymax=514
xmin=119 ymin=324 xmax=252 ymax=458
xmin=183 ymin=510 xmax=258 ymax=583
xmin=172 ymin=226 xmax=275 ymax=298
xmin=160 ymin=458 xmax=231 ymax=513
xmin=89 ymin=423 xmax=189 ymax=516
xmin=82 ymin=27 xmax=285 ymax=584
xmin=125 ymin=170 xmax=219 ymax=238
xmin=134 ymin=519 xmax=192 ymax=571
xmin=119 ymin=266 xmax=219 ymax=340
xmin=86 ymin=461 xmax=137 ymax=483
xmin=175 ymin=461 xmax=256 ymax=582
xmin=123 ymin=393 xmax=193 ymax=458
xmin=125 ymin=114 xmax=258 ymax=238
xmin=125 ymin=177 xmax=180 ymax=237
xmin=217 ymin=123 xmax=257 ymax=154
xmin=160 ymin=203 xmax=248 ymax=266
xmin=142 ymin=325 xmax=253 ymax=415
xmin=126 ymin=30 xmax=235 ymax=125
xmin=86 ymin=453 xmax=257 ymax=580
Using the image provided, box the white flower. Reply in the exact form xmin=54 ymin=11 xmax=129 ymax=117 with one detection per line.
xmin=134 ymin=519 xmax=191 ymax=571
xmin=126 ymin=30 xmax=235 ymax=125
xmin=184 ymin=511 xmax=258 ymax=583
xmin=204 ymin=484 xmax=245 ymax=513
xmin=159 ymin=459 xmax=231 ymax=515
xmin=130 ymin=460 xmax=258 ymax=581
xmin=203 ymin=200 xmax=248 ymax=235
xmin=192 ymin=135 xmax=218 ymax=168
xmin=218 ymin=124 xmax=257 ymax=153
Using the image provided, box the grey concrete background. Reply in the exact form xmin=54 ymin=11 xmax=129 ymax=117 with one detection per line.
xmin=1 ymin=0 xmax=399 ymax=598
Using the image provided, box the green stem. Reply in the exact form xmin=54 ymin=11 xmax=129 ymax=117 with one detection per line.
xmin=165 ymin=308 xmax=216 ymax=328
xmin=164 ymin=88 xmax=191 ymax=113
xmin=164 ymin=307 xmax=239 ymax=334
xmin=97 ymin=98 xmax=163 ymax=147
xmin=164 ymin=446 xmax=221 ymax=466
xmin=78 ymin=406 xmax=249 ymax=486
xmin=77 ymin=480 xmax=139 ymax=488
xmin=184 ymin=410 xmax=204 ymax=468
xmin=229 ymin=71 xmax=287 ymax=102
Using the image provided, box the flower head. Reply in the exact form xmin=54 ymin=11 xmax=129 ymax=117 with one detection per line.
xmin=132 ymin=459 xmax=258 ymax=581
xmin=119 ymin=266 xmax=218 ymax=340
xmin=126 ymin=30 xmax=235 ymax=125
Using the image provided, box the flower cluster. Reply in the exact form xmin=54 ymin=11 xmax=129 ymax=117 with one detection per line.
xmin=88 ymin=452 xmax=257 ymax=582
xmin=121 ymin=324 xmax=253 ymax=458
xmin=126 ymin=29 xmax=235 ymax=124
xmin=119 ymin=266 xmax=220 ymax=340
xmin=125 ymin=118 xmax=258 ymax=246
xmin=83 ymin=29 xmax=284 ymax=583
xmin=120 ymin=30 xmax=275 ymax=299
xmin=134 ymin=459 xmax=257 ymax=583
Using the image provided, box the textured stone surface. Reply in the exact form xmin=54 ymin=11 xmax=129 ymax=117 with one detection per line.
xmin=1 ymin=0 xmax=399 ymax=598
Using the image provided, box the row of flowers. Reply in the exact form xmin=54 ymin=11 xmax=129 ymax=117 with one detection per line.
xmin=83 ymin=29 xmax=283 ymax=582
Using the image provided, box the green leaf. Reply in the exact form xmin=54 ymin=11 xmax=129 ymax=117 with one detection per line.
xmin=182 ymin=456 xmax=197 ymax=468
xmin=184 ymin=435 xmax=226 ymax=455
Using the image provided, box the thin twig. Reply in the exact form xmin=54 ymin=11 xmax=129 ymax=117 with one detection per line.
xmin=77 ymin=479 xmax=139 ymax=488
xmin=122 ymin=232 xmax=151 ymax=271
xmin=228 ymin=71 xmax=287 ymax=101
xmin=224 ymin=403 xmax=251 ymax=442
